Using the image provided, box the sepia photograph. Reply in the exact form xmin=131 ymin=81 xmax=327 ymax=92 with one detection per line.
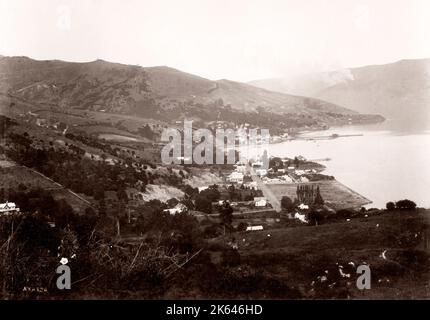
xmin=0 ymin=0 xmax=429 ymax=308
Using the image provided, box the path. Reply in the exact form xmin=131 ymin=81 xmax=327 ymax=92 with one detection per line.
xmin=246 ymin=163 xmax=282 ymax=212
xmin=24 ymin=166 xmax=94 ymax=207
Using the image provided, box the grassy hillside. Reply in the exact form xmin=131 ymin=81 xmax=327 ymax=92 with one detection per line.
xmin=61 ymin=208 xmax=430 ymax=299
xmin=228 ymin=209 xmax=430 ymax=299
xmin=250 ymin=58 xmax=430 ymax=127
xmin=316 ymin=59 xmax=430 ymax=126
xmin=0 ymin=56 xmax=383 ymax=127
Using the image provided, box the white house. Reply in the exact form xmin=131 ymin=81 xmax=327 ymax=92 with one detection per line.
xmin=294 ymin=212 xmax=308 ymax=223
xmin=0 ymin=202 xmax=20 ymax=215
xmin=163 ymin=203 xmax=187 ymax=215
xmin=254 ymin=197 xmax=267 ymax=207
xmin=246 ymin=225 xmax=264 ymax=231
xmin=298 ymin=203 xmax=309 ymax=210
xmin=228 ymin=171 xmax=244 ymax=183
xmin=198 ymin=186 xmax=209 ymax=193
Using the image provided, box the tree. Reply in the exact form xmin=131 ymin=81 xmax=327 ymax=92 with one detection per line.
xmin=55 ymin=199 xmax=76 ymax=228
xmin=308 ymin=210 xmax=324 ymax=226
xmin=14 ymin=216 xmax=59 ymax=253
xmin=269 ymin=157 xmax=283 ymax=171
xmin=167 ymin=198 xmax=179 ymax=208
xmin=386 ymin=202 xmax=395 ymax=211
xmin=237 ymin=222 xmax=248 ymax=232
xmin=184 ymin=185 xmax=198 ymax=198
xmin=117 ymin=187 xmax=128 ymax=202
xmin=200 ymin=187 xmax=220 ymax=203
xmin=139 ymin=124 xmax=155 ymax=140
xmin=281 ymin=196 xmax=294 ymax=211
xmin=314 ymin=186 xmax=324 ymax=206
xmin=227 ymin=185 xmax=236 ymax=201
xmin=294 ymin=156 xmax=300 ymax=168
xmin=195 ymin=194 xmax=212 ymax=214
xmin=395 ymin=199 xmax=417 ymax=210
xmin=58 ymin=226 xmax=79 ymax=259
xmin=219 ymin=202 xmax=233 ymax=233
xmin=84 ymin=207 xmax=97 ymax=216
xmin=180 ymin=198 xmax=194 ymax=210
xmin=222 ymin=248 xmax=241 ymax=266
xmin=98 ymin=199 xmax=107 ymax=216
xmin=94 ymin=186 xmax=105 ymax=201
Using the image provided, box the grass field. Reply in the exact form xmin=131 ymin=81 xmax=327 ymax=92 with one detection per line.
xmin=0 ymin=165 xmax=59 ymax=190
xmin=267 ymin=180 xmax=371 ymax=210
xmin=0 ymin=165 xmax=92 ymax=213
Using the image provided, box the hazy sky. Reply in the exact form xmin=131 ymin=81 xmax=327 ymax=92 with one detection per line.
xmin=1 ymin=0 xmax=429 ymax=81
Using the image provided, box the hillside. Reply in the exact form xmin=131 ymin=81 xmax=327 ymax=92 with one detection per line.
xmin=0 ymin=56 xmax=383 ymax=128
xmin=249 ymin=59 xmax=430 ymax=127
xmin=235 ymin=209 xmax=430 ymax=299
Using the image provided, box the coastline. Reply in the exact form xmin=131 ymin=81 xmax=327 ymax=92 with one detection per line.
xmin=270 ymin=117 xmax=386 ymax=144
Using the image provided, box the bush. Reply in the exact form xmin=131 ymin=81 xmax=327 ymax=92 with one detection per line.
xmin=236 ymin=222 xmax=248 ymax=232
xmin=203 ymin=224 xmax=223 ymax=238
xmin=335 ymin=209 xmax=354 ymax=219
xmin=195 ymin=195 xmax=212 ymax=214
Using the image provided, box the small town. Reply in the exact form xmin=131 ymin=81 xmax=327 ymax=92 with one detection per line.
xmin=1 ymin=0 xmax=429 ymax=305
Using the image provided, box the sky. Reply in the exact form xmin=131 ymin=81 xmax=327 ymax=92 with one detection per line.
xmin=1 ymin=0 xmax=430 ymax=81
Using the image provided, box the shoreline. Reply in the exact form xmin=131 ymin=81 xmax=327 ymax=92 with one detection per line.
xmin=270 ymin=119 xmax=386 ymax=144
xmin=265 ymin=180 xmax=372 ymax=211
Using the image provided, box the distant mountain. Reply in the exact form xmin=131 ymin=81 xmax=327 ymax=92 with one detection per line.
xmin=250 ymin=59 xmax=430 ymax=126
xmin=0 ymin=56 xmax=383 ymax=128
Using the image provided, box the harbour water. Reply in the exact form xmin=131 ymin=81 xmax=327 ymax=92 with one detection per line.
xmin=268 ymin=120 xmax=430 ymax=208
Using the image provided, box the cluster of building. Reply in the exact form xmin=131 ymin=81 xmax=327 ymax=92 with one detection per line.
xmin=226 ymin=157 xmax=316 ymax=186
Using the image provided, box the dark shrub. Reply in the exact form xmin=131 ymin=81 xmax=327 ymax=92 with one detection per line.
xmin=335 ymin=209 xmax=355 ymax=219
xmin=281 ymin=196 xmax=295 ymax=211
xmin=221 ymin=249 xmax=241 ymax=267
xmin=236 ymin=222 xmax=248 ymax=232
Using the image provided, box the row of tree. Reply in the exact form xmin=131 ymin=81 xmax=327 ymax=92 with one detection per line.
xmin=386 ymin=199 xmax=417 ymax=210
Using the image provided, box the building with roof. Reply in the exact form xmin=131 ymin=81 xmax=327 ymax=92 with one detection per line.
xmin=0 ymin=202 xmax=20 ymax=216
xmin=246 ymin=225 xmax=264 ymax=231
xmin=163 ymin=203 xmax=188 ymax=215
xmin=254 ymin=197 xmax=267 ymax=207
